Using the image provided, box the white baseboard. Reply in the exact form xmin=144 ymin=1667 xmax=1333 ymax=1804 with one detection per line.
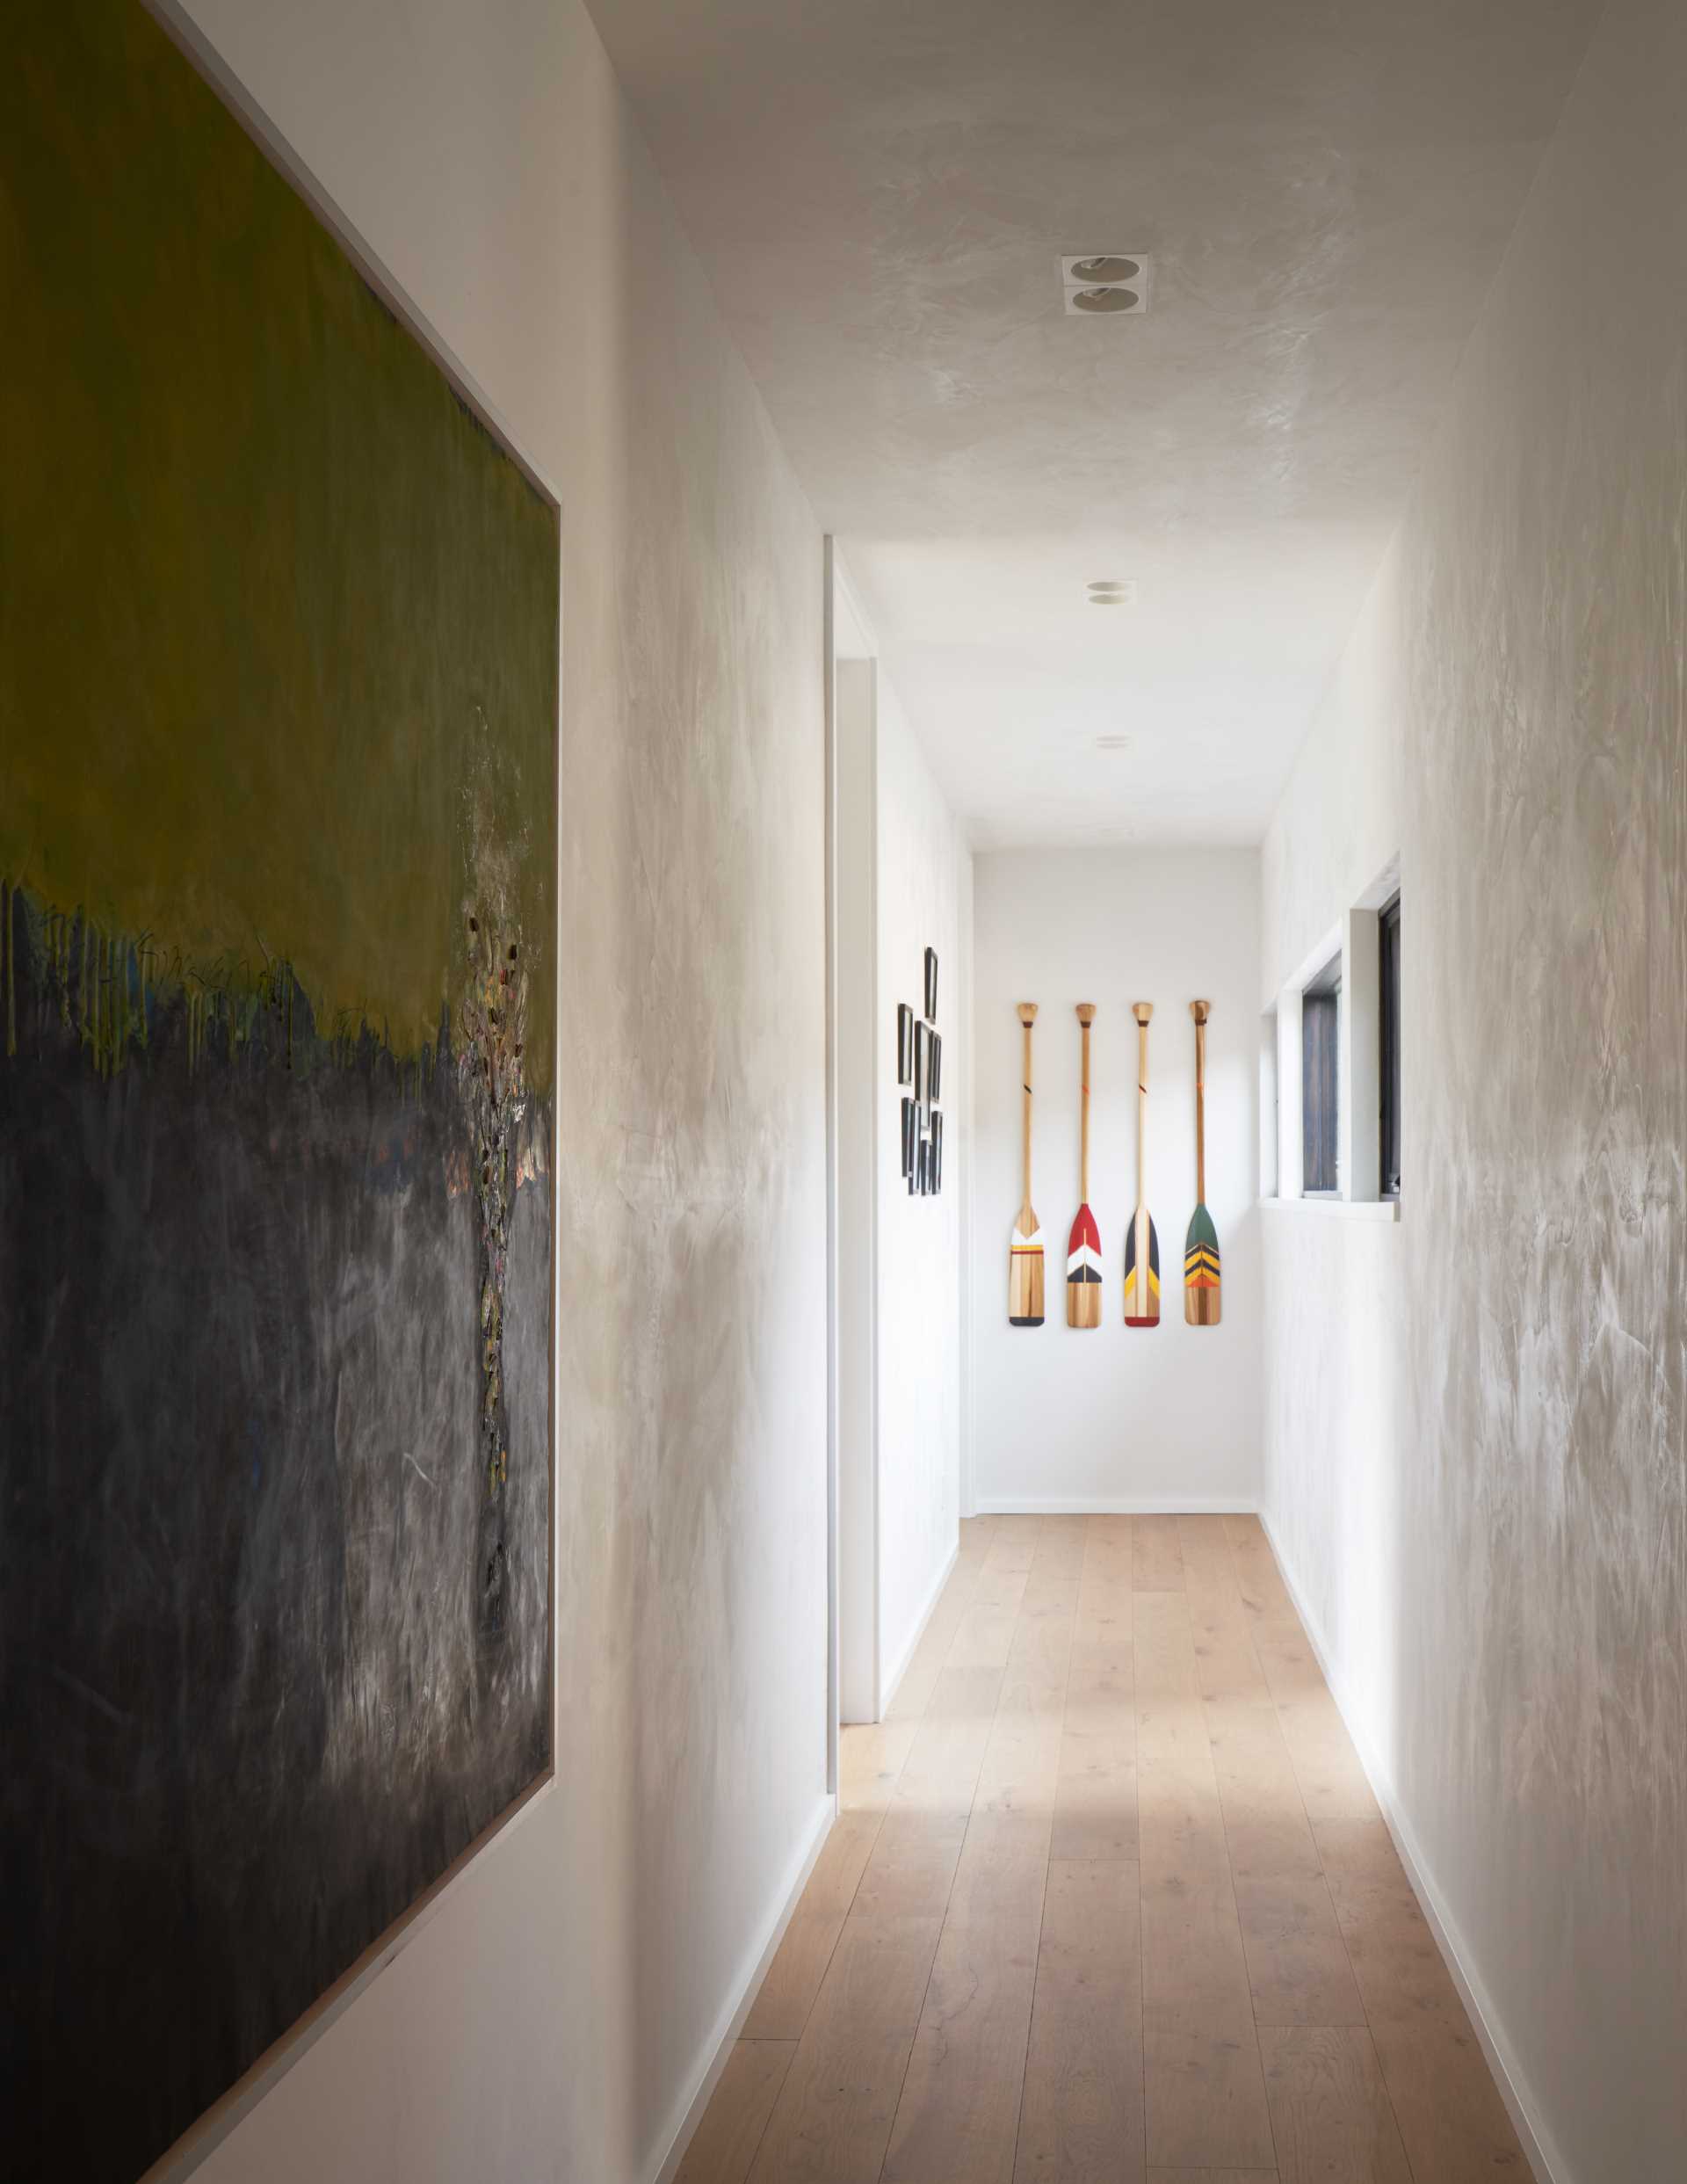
xmin=975 ymin=1494 xmax=1258 ymax=1516
xmin=649 ymin=1790 xmax=835 ymax=2184
xmin=876 ymin=1539 xmax=960 ymax=1719
xmin=1257 ymin=1510 xmax=1569 ymax=2184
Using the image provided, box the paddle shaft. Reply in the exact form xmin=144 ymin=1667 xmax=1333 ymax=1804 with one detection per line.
xmin=1018 ymin=1003 xmax=1037 ymax=1218
xmin=1194 ymin=1012 xmax=1206 ymax=1201
xmin=1135 ymin=1012 xmax=1149 ymax=1208
xmin=1080 ymin=1017 xmax=1092 ymax=1201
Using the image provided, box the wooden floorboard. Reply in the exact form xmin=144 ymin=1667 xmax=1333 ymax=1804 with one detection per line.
xmin=1133 ymin=1592 xmax=1275 ymax=2172
xmin=1233 ymin=1870 xmax=1368 ymax=2028
xmin=1255 ymin=1636 xmax=1380 ymax=1824
xmin=1051 ymin=1629 xmax=1138 ymax=1861
xmin=838 ymin=1719 xmax=918 ymax=1814
xmin=742 ymin=1810 xmax=880 ymax=2038
xmin=1259 ymin=2023 xmax=1412 ymax=2182
xmin=949 ymin=1564 xmax=1032 ymax=1668
xmin=1015 ymin=1858 xmax=1146 ymax=2183
xmin=1132 ymin=1513 xmax=1185 ymax=1593
xmin=853 ymin=1808 xmax=968 ymax=1919
xmin=684 ymin=1515 xmax=1525 ymax=2184
xmin=1052 ymin=1520 xmax=1136 ymax=1861
xmin=744 ymin=1913 xmax=947 ymax=2184
xmin=675 ymin=2041 xmax=797 ymax=2184
xmin=1315 ymin=1818 xmax=1529 ymax=2179
xmin=880 ymin=1892 xmax=1042 ymax=2182
xmin=894 ymin=1663 xmax=1006 ymax=1813
xmin=1147 ymin=2173 xmax=1278 ymax=2183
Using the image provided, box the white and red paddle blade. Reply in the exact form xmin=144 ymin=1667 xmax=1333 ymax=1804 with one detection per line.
xmin=1066 ymin=1202 xmax=1101 ymax=1328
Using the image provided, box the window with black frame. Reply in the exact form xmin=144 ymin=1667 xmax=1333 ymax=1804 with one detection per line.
xmin=1301 ymin=955 xmax=1341 ymax=1194
xmin=1379 ymin=893 xmax=1401 ymax=1196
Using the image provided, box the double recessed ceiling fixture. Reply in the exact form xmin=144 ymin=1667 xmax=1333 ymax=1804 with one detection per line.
xmin=1088 ymin=578 xmax=1138 ymax=607
xmin=1061 ymin=252 xmax=1153 ymax=316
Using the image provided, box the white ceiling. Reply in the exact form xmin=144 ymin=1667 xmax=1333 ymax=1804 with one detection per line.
xmin=590 ymin=0 xmax=1600 ymax=845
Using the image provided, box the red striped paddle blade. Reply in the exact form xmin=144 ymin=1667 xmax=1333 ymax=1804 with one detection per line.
xmin=1068 ymin=1002 xmax=1101 ymax=1329
xmin=1067 ymin=1202 xmax=1101 ymax=1329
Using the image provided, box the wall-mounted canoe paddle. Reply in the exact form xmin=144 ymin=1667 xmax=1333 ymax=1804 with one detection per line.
xmin=1124 ymin=1002 xmax=1160 ymax=1326
xmin=1010 ymin=1002 xmax=1045 ymax=1325
xmin=1067 ymin=1004 xmax=1101 ymax=1327
xmin=1184 ymin=999 xmax=1221 ymax=1324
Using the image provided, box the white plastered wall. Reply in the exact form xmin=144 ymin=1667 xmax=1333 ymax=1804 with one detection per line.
xmin=1258 ymin=3 xmax=1687 ymax=2176
xmin=829 ymin=568 xmax=968 ymax=1721
xmin=972 ymin=847 xmax=1262 ymax=1511
xmin=166 ymin=3 xmax=832 ymax=2180
xmin=874 ymin=675 xmax=966 ymax=1702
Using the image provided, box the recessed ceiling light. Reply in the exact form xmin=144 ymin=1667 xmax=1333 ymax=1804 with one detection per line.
xmin=1086 ymin=579 xmax=1138 ymax=606
xmin=1096 ymin=734 xmax=1131 ymax=751
xmin=1059 ymin=254 xmax=1153 ymax=315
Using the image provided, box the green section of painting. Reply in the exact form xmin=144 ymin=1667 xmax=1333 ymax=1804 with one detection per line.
xmin=0 ymin=1 xmax=558 ymax=1087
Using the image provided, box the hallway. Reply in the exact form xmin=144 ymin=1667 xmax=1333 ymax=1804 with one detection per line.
xmin=682 ymin=1514 xmax=1522 ymax=2184
xmin=7 ymin=4 xmax=1683 ymax=2179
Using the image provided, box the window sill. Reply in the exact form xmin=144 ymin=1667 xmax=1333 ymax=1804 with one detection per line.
xmin=1259 ymin=1196 xmax=1401 ymax=1223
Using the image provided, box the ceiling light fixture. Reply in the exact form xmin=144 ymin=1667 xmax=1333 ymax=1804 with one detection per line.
xmin=1095 ymin=734 xmax=1131 ymax=751
xmin=1071 ymin=286 xmax=1139 ymax=314
xmin=1087 ymin=579 xmax=1138 ymax=606
xmin=1060 ymin=252 xmax=1153 ymax=316
xmin=1069 ymin=256 xmax=1140 ymax=284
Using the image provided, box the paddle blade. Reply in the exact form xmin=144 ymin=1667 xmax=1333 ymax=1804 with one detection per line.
xmin=1184 ymin=1201 xmax=1221 ymax=1326
xmin=1123 ymin=1207 xmax=1160 ymax=1326
xmin=1010 ymin=1214 xmax=1045 ymax=1326
xmin=1066 ymin=1202 xmax=1102 ymax=1329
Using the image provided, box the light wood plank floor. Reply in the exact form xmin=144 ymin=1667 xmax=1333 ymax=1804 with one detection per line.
xmin=678 ymin=1514 xmax=1526 ymax=2184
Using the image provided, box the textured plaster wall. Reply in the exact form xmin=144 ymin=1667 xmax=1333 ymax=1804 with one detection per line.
xmin=874 ymin=675 xmax=965 ymax=1693
xmin=973 ymin=848 xmax=1262 ymax=1511
xmin=1260 ymin=3 xmax=1687 ymax=2175
xmin=170 ymin=2 xmax=829 ymax=2180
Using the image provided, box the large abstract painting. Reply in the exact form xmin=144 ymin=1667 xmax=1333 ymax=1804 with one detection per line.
xmin=0 ymin=8 xmax=558 ymax=2177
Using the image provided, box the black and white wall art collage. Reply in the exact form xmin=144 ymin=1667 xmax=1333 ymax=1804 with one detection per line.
xmin=898 ymin=947 xmax=944 ymax=1195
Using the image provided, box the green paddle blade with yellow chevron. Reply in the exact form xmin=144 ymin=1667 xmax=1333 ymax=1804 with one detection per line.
xmin=1184 ymin=999 xmax=1221 ymax=1325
